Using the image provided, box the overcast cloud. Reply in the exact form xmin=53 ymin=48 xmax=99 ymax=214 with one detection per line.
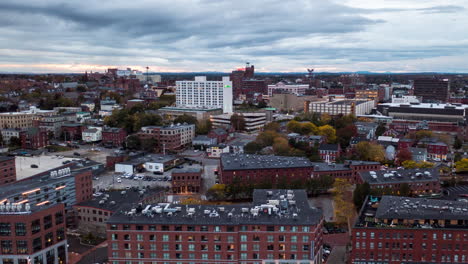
xmin=0 ymin=0 xmax=467 ymax=73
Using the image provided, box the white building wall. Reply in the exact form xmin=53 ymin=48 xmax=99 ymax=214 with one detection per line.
xmin=144 ymin=162 xmax=164 ymax=172
xmin=176 ymin=76 xmax=233 ymax=113
xmin=115 ymin=163 xmax=134 ymax=174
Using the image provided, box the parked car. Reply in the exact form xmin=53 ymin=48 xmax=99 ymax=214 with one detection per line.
xmin=30 ymin=164 xmax=38 ymax=168
xmin=74 ymin=152 xmax=81 ymax=156
xmin=116 ymin=177 xmax=122 ymax=183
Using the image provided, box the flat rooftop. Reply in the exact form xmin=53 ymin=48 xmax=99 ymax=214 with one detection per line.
xmin=76 ymin=188 xmax=165 ymax=212
xmin=107 ymin=189 xmax=322 ymax=225
xmin=356 ymin=196 xmax=468 ymax=229
xmin=221 ymin=154 xmax=313 ymax=171
xmin=377 ymin=196 xmax=468 ymax=220
xmin=360 ymin=168 xmax=439 ymax=185
xmin=16 ymin=155 xmax=76 ymax=181
xmin=380 ymin=102 xmax=468 ymax=110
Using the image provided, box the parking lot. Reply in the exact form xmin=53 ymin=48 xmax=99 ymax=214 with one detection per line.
xmin=93 ymin=170 xmax=172 ymax=191
xmin=47 ymin=144 xmax=118 ymax=164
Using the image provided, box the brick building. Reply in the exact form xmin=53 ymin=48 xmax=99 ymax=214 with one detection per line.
xmin=311 ymin=160 xmax=381 ymax=184
xmin=19 ymin=128 xmax=48 ymax=150
xmin=102 ymin=127 xmax=127 ymax=147
xmin=413 ymin=78 xmax=449 ymax=103
xmin=220 ymin=154 xmax=314 ymax=185
xmin=0 ymin=156 xmax=16 ymax=186
xmin=0 ymin=112 xmax=34 ymax=129
xmin=351 ymin=196 xmax=468 ymax=264
xmin=0 ymin=165 xmax=93 ymax=225
xmin=230 ymin=64 xmax=255 ymax=99
xmin=73 ymin=188 xmax=165 ymax=236
xmin=359 ymin=168 xmax=441 ymax=195
xmin=138 ymin=124 xmax=195 ymax=153
xmin=0 ymin=203 xmax=67 ymax=264
xmin=61 ymin=123 xmax=84 ymax=141
xmin=318 ymin=144 xmax=341 ymax=163
xmin=107 ymin=189 xmax=324 ymax=264
xmin=171 ymin=167 xmax=202 ymax=194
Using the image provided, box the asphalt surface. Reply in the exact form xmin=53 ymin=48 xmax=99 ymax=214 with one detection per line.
xmin=309 ymin=195 xmax=335 ymax=222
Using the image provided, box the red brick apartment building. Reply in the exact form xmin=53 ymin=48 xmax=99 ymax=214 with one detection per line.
xmin=0 ymin=203 xmax=67 ymax=264
xmin=138 ymin=124 xmax=195 ymax=153
xmin=171 ymin=167 xmax=202 ymax=194
xmin=351 ymin=196 xmax=468 ymax=264
xmin=102 ymin=127 xmax=127 ymax=147
xmin=220 ymin=154 xmax=314 ymax=185
xmin=0 ymin=156 xmax=16 ymax=186
xmin=107 ymin=189 xmax=324 ymax=264
xmin=19 ymin=128 xmax=48 ymax=150
xmin=359 ymin=168 xmax=441 ymax=195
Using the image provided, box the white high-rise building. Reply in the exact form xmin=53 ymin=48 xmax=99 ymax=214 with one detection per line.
xmin=176 ymin=76 xmax=233 ymax=113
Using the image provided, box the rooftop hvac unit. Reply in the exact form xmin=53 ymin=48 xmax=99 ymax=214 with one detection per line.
xmin=241 ymin=208 xmax=249 ymax=213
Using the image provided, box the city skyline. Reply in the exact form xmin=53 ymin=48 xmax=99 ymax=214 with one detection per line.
xmin=0 ymin=0 xmax=467 ymax=73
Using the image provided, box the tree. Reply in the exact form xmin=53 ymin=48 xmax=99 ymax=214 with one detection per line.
xmin=244 ymin=141 xmax=264 ymax=154
xmin=141 ymin=138 xmax=158 ymax=152
xmin=396 ymin=148 xmax=413 ymax=164
xmin=320 ymin=113 xmax=332 ymax=125
xmin=174 ymin=114 xmax=198 ymax=125
xmin=257 ymin=100 xmax=267 ymax=108
xmin=230 ymin=114 xmax=246 ymax=131
xmin=375 ymin=123 xmax=386 ymax=137
xmin=455 ymin=158 xmax=468 ymax=173
xmin=301 ymin=122 xmax=318 ymax=135
xmin=402 ymin=160 xmax=434 ymax=169
xmin=353 ymin=182 xmax=370 ymax=210
xmin=318 ymin=125 xmax=337 ymax=143
xmin=414 ymin=130 xmax=433 ymax=141
xmin=256 ymin=131 xmax=283 ymax=147
xmin=8 ymin=136 xmax=21 ymax=148
xmin=332 ymin=178 xmax=355 ymax=231
xmin=264 ymin=122 xmax=280 ymax=132
xmin=272 ymin=137 xmax=290 ymax=155
xmin=287 ymin=120 xmax=302 ymax=133
xmin=206 ymin=184 xmax=226 ymax=200
xmin=337 ymin=124 xmax=357 ymax=148
xmin=355 ymin=141 xmax=385 ymax=162
xmin=453 ymin=138 xmax=463 ymax=150
xmin=126 ymin=135 xmax=141 ymax=150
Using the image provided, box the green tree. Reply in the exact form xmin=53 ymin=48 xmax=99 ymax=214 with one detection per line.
xmin=287 ymin=120 xmax=302 ymax=133
xmin=126 ymin=135 xmax=141 ymax=150
xmin=355 ymin=141 xmax=385 ymax=162
xmin=244 ymin=141 xmax=264 ymax=154
xmin=375 ymin=123 xmax=386 ymax=137
xmin=264 ymin=122 xmax=280 ymax=132
xmin=453 ymin=138 xmax=463 ymax=150
xmin=141 ymin=138 xmax=158 ymax=152
xmin=174 ymin=114 xmax=198 ymax=125
xmin=353 ymin=182 xmax=370 ymax=210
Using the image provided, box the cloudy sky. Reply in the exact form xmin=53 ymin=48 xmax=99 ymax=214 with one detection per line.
xmin=0 ymin=0 xmax=467 ymax=73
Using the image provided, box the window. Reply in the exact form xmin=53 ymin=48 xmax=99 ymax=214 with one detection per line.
xmin=240 ymin=235 xmax=247 ymax=242
xmin=162 ymin=235 xmax=169 ymax=242
xmin=1 ymin=240 xmax=12 ymax=254
xmin=241 ymin=244 xmax=247 ymax=251
xmin=0 ymin=223 xmax=11 ymax=236
xmin=55 ymin=211 xmax=64 ymax=225
xmin=45 ymin=232 xmax=54 ymax=247
xmin=16 ymin=240 xmax=28 ymax=254
xmin=33 ymin=237 xmax=42 ymax=252
xmin=31 ymin=220 xmax=41 ymax=234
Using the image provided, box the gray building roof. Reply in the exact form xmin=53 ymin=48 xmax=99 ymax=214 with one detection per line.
xmin=360 ymin=168 xmax=439 ymax=185
xmin=221 ymin=154 xmax=313 ymax=171
xmin=76 ymin=188 xmax=165 ymax=212
xmin=375 ymin=196 xmax=468 ymax=221
xmin=107 ymin=189 xmax=322 ymax=225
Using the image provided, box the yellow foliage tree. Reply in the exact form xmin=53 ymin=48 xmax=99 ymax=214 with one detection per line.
xmin=332 ymin=178 xmax=355 ymax=231
xmin=318 ymin=125 xmax=337 ymax=143
xmin=455 ymin=158 xmax=468 ymax=173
